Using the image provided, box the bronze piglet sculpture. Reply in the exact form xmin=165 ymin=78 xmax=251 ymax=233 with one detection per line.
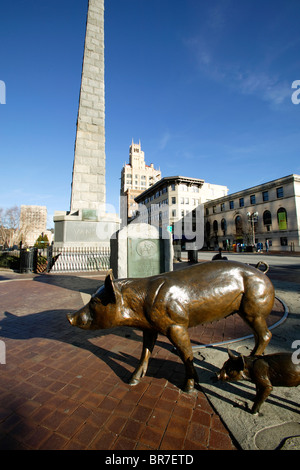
xmin=217 ymin=349 xmax=300 ymax=413
xmin=67 ymin=260 xmax=274 ymax=393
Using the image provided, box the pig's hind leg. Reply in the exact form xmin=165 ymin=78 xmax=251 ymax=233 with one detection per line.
xmin=239 ymin=310 xmax=272 ymax=356
xmin=129 ymin=330 xmax=158 ymax=386
xmin=240 ymin=278 xmax=274 ymax=356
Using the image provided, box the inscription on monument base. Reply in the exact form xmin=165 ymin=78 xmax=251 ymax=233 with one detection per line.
xmin=66 ymin=221 xmax=99 ymax=243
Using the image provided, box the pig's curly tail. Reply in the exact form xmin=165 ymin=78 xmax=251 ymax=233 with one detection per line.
xmin=255 ymin=261 xmax=269 ymax=274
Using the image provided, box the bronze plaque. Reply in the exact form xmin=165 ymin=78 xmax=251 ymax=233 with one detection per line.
xmin=127 ymin=238 xmax=164 ymax=277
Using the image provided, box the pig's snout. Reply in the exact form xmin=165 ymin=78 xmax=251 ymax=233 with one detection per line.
xmin=67 ymin=308 xmax=92 ymax=329
xmin=216 ymin=370 xmax=228 ymax=381
xmin=67 ymin=312 xmax=77 ymax=325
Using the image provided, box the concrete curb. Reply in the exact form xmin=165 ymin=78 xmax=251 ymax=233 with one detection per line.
xmin=197 ymin=288 xmax=300 ymax=450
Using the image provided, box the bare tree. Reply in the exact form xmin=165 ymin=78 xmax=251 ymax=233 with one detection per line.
xmin=0 ymin=206 xmax=21 ymax=247
xmin=0 ymin=208 xmax=6 ymax=246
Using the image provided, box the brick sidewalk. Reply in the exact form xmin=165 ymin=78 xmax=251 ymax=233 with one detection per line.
xmin=0 ymin=271 xmax=284 ymax=450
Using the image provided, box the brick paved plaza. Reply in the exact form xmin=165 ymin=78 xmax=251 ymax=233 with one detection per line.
xmin=0 ymin=265 xmax=285 ymax=450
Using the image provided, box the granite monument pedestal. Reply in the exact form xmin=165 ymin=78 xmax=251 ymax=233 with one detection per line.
xmin=110 ymin=223 xmax=173 ymax=278
xmin=54 ymin=209 xmax=120 ymax=248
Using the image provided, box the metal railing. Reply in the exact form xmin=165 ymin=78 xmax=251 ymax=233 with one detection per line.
xmin=48 ymin=246 xmax=110 ymax=273
xmin=16 ymin=246 xmax=111 ymax=273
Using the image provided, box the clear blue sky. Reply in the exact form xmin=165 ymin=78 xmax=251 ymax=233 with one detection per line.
xmin=1 ymin=0 xmax=300 ymax=228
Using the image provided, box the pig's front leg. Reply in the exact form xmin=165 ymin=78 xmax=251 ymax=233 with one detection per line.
xmin=167 ymin=324 xmax=199 ymax=393
xmin=251 ymin=366 xmax=273 ymax=414
xmin=129 ymin=330 xmax=158 ymax=386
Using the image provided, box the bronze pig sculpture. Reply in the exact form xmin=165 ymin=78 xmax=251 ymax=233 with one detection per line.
xmin=217 ymin=349 xmax=300 ymax=414
xmin=67 ymin=260 xmax=274 ymax=393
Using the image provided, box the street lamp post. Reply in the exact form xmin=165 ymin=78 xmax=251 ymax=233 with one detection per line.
xmin=247 ymin=211 xmax=258 ymax=247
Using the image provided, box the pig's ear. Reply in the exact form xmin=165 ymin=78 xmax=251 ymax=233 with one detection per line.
xmin=106 ymin=269 xmax=114 ymax=280
xmin=238 ymin=354 xmax=245 ymax=370
xmin=227 ymin=348 xmax=236 ymax=360
xmin=232 ymin=350 xmax=245 ymax=370
xmin=104 ymin=272 xmax=117 ymax=303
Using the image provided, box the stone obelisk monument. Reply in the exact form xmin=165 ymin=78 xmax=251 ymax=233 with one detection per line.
xmin=54 ymin=0 xmax=120 ymax=247
xmin=70 ymin=0 xmax=106 ymax=212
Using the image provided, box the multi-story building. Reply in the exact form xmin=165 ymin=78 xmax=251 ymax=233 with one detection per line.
xmin=19 ymin=205 xmax=47 ymax=247
xmin=134 ymin=176 xmax=228 ymax=249
xmin=120 ymin=141 xmax=161 ymax=226
xmin=204 ymin=174 xmax=300 ymax=252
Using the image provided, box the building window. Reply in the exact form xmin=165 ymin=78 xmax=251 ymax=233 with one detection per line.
xmin=213 ymin=206 xmax=216 ymax=213
xmin=221 ymin=218 xmax=227 ymax=235
xmin=171 ymin=184 xmax=175 ymax=191
xmin=205 ymin=221 xmax=211 ymax=237
xmin=185 ymin=198 xmax=189 ymax=204
xmin=239 ymin=198 xmax=244 ymax=208
xmin=263 ymin=210 xmax=272 ymax=226
xmin=192 ymin=209 xmax=197 ymax=231
xmin=180 ymin=197 xmax=184 ymax=204
xmin=235 ymin=216 xmax=243 ymax=236
xmin=280 ymin=237 xmax=288 ymax=246
xmin=172 ymin=210 xmax=176 ymax=217
xmin=229 ymin=201 xmax=234 ymax=209
xmin=277 ymin=187 xmax=284 ymax=198
xmin=220 ymin=203 xmax=225 ymax=212
xmin=171 ymin=197 xmax=176 ymax=205
xmin=262 ymin=191 xmax=269 ymax=202
xmin=250 ymin=194 xmax=256 ymax=205
xmin=206 ymin=208 xmax=209 ymax=215
xmin=277 ymin=208 xmax=287 ymax=230
xmin=213 ymin=220 xmax=218 ymax=233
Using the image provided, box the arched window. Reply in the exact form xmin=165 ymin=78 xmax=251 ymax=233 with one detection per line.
xmin=235 ymin=216 xmax=243 ymax=236
xmin=213 ymin=220 xmax=218 ymax=233
xmin=263 ymin=210 xmax=272 ymax=226
xmin=205 ymin=221 xmax=210 ymax=237
xmin=277 ymin=208 xmax=287 ymax=230
xmin=221 ymin=218 xmax=227 ymax=235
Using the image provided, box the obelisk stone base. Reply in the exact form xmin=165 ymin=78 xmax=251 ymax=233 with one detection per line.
xmin=54 ymin=210 xmax=120 ymax=248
